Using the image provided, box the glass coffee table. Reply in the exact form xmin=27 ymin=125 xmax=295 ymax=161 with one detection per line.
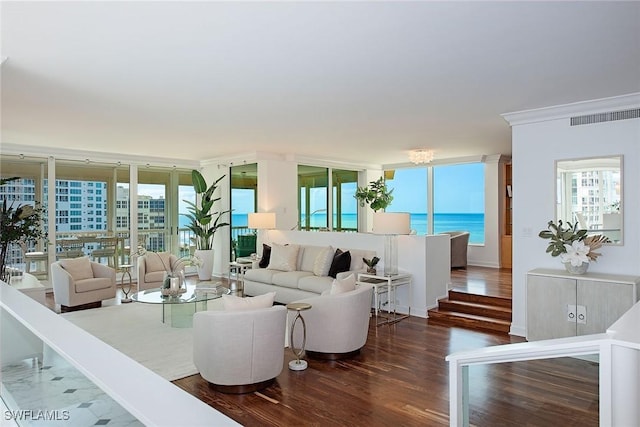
xmin=132 ymin=283 xmax=229 ymax=328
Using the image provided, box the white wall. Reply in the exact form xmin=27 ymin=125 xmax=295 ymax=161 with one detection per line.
xmin=506 ymin=93 xmax=640 ymax=337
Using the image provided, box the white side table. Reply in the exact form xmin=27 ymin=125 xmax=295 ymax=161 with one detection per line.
xmin=228 ymin=259 xmax=253 ymax=293
xmin=119 ymin=264 xmax=134 ymax=303
xmin=356 ymin=272 xmax=412 ymax=326
xmin=287 ymin=302 xmax=312 ymax=371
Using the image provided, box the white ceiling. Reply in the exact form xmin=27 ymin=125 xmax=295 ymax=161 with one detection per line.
xmin=2 ymin=1 xmax=639 ymax=166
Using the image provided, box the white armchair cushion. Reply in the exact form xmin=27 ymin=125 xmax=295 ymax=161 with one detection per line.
xmin=330 ymin=273 xmax=356 ymax=295
xmin=313 ymin=246 xmax=334 ymax=277
xmin=222 ymin=292 xmax=276 ymax=311
xmin=267 ymin=243 xmax=299 ymax=271
xmin=59 ymin=256 xmax=94 ymax=280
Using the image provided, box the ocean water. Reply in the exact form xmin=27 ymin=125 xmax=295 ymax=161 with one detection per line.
xmin=226 ymin=212 xmax=485 ymax=244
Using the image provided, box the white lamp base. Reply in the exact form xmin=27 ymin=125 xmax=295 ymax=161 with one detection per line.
xmin=289 ymin=359 xmax=308 ymax=371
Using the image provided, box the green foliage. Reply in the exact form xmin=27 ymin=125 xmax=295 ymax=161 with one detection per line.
xmin=538 ymin=220 xmax=587 ymax=257
xmin=182 ymin=170 xmax=230 ymax=250
xmin=354 ymin=177 xmax=394 ymax=212
xmin=363 ymin=256 xmax=380 ymax=268
xmin=0 ymin=177 xmax=46 ymax=281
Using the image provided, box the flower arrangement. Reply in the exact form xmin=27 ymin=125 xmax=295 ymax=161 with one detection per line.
xmin=0 ymin=177 xmax=46 ymax=282
xmin=538 ymin=220 xmax=609 ymax=267
xmin=135 ymin=247 xmax=203 ymax=295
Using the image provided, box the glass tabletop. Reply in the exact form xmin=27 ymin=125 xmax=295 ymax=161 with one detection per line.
xmin=132 ymin=283 xmax=229 ymax=305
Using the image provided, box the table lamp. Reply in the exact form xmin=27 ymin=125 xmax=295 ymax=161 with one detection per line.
xmin=372 ymin=212 xmax=411 ymax=276
xmin=248 ymin=212 xmax=276 ymax=258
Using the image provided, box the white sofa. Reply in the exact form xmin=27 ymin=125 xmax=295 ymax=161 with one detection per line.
xmin=243 ymin=244 xmax=376 ymax=304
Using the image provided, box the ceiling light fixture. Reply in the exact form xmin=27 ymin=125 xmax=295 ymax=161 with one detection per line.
xmin=409 ymin=149 xmax=434 ymax=164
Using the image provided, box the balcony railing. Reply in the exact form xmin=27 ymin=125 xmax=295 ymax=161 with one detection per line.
xmin=446 ymin=301 xmax=640 ymax=426
xmin=0 ymin=281 xmax=238 ymax=426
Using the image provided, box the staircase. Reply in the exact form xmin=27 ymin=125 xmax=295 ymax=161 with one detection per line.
xmin=427 ymin=289 xmax=512 ymax=334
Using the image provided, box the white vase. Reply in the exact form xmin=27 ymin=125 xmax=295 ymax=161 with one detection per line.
xmin=195 ymin=249 xmax=214 ymax=281
xmin=564 ymin=261 xmax=589 ymax=275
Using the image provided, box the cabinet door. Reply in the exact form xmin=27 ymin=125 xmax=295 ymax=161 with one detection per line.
xmin=527 ymin=275 xmax=576 ymax=341
xmin=577 ymin=280 xmax=635 ymax=335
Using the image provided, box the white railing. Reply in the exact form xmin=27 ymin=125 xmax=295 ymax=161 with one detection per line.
xmin=446 ymin=301 xmax=640 ymax=426
xmin=0 ymin=282 xmax=239 ymax=427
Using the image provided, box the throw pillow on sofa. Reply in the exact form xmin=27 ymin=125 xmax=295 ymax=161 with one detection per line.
xmin=267 ymin=243 xmax=300 ymax=271
xmin=330 ymin=273 xmax=357 ymax=295
xmin=328 ymin=248 xmax=351 ymax=278
xmin=259 ymin=244 xmax=271 ymax=268
xmin=313 ymin=246 xmax=334 ymax=276
xmin=222 ymin=292 xmax=276 ymax=311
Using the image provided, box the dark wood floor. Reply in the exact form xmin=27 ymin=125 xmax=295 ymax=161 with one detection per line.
xmin=173 ymin=267 xmax=598 ymax=426
xmin=46 ymin=267 xmax=599 ymax=426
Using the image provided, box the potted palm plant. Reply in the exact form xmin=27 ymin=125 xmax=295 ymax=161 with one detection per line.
xmin=0 ymin=177 xmax=46 ymax=282
xmin=183 ymin=170 xmax=230 ymax=280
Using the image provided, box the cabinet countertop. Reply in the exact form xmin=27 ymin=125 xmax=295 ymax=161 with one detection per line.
xmin=528 ymin=268 xmax=640 ymax=285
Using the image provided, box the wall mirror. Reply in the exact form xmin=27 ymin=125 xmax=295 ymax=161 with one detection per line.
xmin=556 ymin=155 xmax=623 ymax=244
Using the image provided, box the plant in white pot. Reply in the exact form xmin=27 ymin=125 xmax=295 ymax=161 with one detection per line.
xmin=183 ymin=170 xmax=230 ymax=280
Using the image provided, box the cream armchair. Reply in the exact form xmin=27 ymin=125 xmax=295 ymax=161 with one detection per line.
xmin=441 ymin=230 xmax=470 ymax=269
xmin=137 ymin=252 xmax=179 ymax=291
xmin=51 ymin=257 xmax=116 ymax=312
xmin=193 ymin=305 xmax=287 ymax=393
xmin=289 ymin=283 xmax=374 ymax=360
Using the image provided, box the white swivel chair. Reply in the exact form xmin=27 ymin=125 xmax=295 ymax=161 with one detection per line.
xmin=51 ymin=257 xmax=116 ymax=312
xmin=193 ymin=305 xmax=287 ymax=394
xmin=289 ymin=283 xmax=374 ymax=360
xmin=137 ymin=252 xmax=179 ymax=291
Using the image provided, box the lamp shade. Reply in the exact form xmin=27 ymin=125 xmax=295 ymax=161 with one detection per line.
xmin=372 ymin=212 xmax=411 ymax=235
xmin=248 ymin=212 xmax=276 ymax=230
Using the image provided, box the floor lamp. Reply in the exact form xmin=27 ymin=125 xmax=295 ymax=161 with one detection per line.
xmin=248 ymin=212 xmax=276 ymax=258
xmin=372 ymin=212 xmax=411 ymax=276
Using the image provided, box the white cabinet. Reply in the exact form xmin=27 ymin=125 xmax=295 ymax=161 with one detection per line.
xmin=527 ymin=268 xmax=640 ymax=341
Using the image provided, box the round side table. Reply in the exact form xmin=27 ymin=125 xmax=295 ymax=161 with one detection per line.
xmin=287 ymin=302 xmax=312 ymax=371
xmin=120 ymin=264 xmax=134 ymax=303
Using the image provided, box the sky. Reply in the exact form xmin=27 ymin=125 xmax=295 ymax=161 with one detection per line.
xmin=140 ymin=163 xmax=485 ymax=215
xmin=384 ymin=163 xmax=485 ymax=214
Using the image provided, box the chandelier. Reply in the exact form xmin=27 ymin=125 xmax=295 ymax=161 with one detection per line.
xmin=409 ymin=149 xmax=434 ymax=164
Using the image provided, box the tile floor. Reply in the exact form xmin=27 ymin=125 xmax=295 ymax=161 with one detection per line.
xmin=1 ymin=351 xmax=142 ymax=427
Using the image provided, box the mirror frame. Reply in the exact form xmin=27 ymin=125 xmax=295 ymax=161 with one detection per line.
xmin=555 ymin=155 xmax=623 ymax=245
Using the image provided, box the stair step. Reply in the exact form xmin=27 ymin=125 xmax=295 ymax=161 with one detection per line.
xmin=437 ymin=298 xmax=512 ymax=320
xmin=448 ymin=289 xmax=512 ymax=308
xmin=427 ymin=308 xmax=511 ymax=334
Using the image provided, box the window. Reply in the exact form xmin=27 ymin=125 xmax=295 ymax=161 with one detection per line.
xmin=297 ymin=165 xmax=357 ymax=232
xmin=332 ymin=169 xmax=358 ymax=232
xmin=433 ymin=163 xmax=485 ymax=244
xmin=230 ymin=163 xmax=257 ymax=259
xmin=385 ymin=168 xmax=428 ymax=233
xmin=384 ymin=163 xmax=485 ymax=244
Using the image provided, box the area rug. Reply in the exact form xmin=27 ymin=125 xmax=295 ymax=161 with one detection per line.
xmin=61 ymin=300 xmax=223 ymax=381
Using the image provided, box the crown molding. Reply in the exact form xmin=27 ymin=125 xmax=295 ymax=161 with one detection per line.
xmin=501 ymin=92 xmax=640 ymax=127
xmin=382 ymin=154 xmax=489 ymax=170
